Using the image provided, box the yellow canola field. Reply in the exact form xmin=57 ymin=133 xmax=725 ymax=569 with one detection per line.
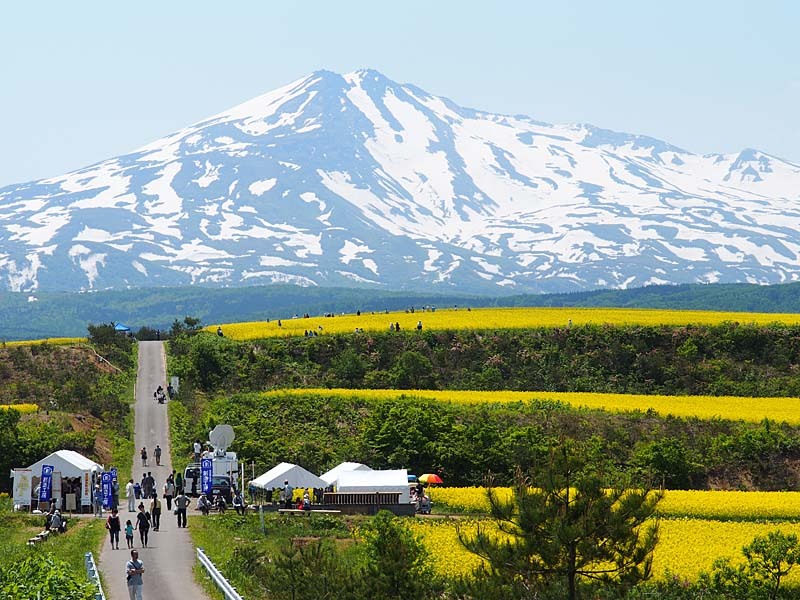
xmin=212 ymin=307 xmax=800 ymax=340
xmin=429 ymin=488 xmax=800 ymax=521
xmin=264 ymin=388 xmax=800 ymax=425
xmin=408 ymin=518 xmax=800 ymax=582
xmin=0 ymin=403 xmax=38 ymax=413
xmin=2 ymin=337 xmax=85 ymax=347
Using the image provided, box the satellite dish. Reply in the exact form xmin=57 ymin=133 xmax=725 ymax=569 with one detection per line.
xmin=209 ymin=424 xmax=235 ymax=453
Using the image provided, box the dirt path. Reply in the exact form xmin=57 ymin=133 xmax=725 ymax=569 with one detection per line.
xmin=99 ymin=341 xmax=210 ymax=600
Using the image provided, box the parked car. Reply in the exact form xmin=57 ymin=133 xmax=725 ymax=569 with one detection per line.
xmin=210 ymin=475 xmax=233 ymax=504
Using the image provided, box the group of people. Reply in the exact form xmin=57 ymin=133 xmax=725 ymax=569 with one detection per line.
xmin=411 ymin=486 xmax=431 ymax=514
xmin=388 ymin=320 xmax=424 ymax=332
xmin=265 ymin=481 xmax=323 ymax=510
xmin=44 ymin=505 xmax=67 ymax=533
xmin=140 ymin=444 xmax=162 ymax=467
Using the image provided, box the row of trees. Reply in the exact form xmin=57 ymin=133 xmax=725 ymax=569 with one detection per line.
xmin=167 ymin=389 xmax=800 ymax=489
xmin=169 ymin=323 xmax=800 ymax=396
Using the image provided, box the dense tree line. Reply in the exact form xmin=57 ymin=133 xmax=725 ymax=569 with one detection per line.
xmin=170 ymin=323 xmax=800 ymax=397
xmin=168 ymin=390 xmax=800 ymax=489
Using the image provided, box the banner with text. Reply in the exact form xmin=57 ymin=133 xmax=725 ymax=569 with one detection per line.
xmin=201 ymin=458 xmax=213 ymax=495
xmin=39 ymin=465 xmax=54 ymax=503
xmin=101 ymin=472 xmax=112 ymax=509
xmin=13 ymin=469 xmax=32 ymax=506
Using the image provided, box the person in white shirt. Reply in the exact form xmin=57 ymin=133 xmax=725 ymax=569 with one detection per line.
xmin=193 ymin=440 xmax=202 ymax=462
xmin=125 ymin=479 xmax=135 ymax=512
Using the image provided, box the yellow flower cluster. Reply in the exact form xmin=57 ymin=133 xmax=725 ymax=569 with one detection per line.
xmin=264 ymin=388 xmax=800 ymax=425
xmin=2 ymin=337 xmax=85 ymax=347
xmin=406 ymin=518 xmax=487 ymax=578
xmin=0 ymin=403 xmax=38 ymax=413
xmin=654 ymin=519 xmax=800 ymax=582
xmin=211 ymin=307 xmax=800 ymax=340
xmin=659 ymin=490 xmax=800 ymax=521
xmin=429 ymin=488 xmax=800 ymax=521
xmin=407 ymin=517 xmax=800 ymax=583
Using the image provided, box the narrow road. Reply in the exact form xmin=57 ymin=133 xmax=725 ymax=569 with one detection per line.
xmin=99 ymin=341 xmax=210 ymax=600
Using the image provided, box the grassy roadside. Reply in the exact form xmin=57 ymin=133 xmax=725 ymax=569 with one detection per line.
xmin=0 ymin=497 xmax=107 ymax=576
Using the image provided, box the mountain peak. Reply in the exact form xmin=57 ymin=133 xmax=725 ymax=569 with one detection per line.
xmin=2 ymin=70 xmax=799 ymax=294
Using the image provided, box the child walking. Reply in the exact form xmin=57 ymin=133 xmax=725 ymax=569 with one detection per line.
xmin=125 ymin=520 xmax=134 ymax=549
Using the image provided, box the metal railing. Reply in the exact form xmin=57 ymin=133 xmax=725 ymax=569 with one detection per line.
xmin=197 ymin=547 xmax=244 ymax=600
xmin=84 ymin=552 xmax=106 ymax=600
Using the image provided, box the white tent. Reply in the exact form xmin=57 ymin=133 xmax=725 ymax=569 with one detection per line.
xmin=11 ymin=450 xmax=103 ymax=509
xmin=320 ymin=462 xmax=372 ymax=486
xmin=249 ymin=462 xmax=326 ymax=491
xmin=24 ymin=450 xmax=104 ymax=478
xmin=335 ymin=469 xmax=410 ymax=503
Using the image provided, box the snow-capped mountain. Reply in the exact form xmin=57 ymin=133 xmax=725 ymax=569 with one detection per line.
xmin=2 ymin=68 xmax=800 ymax=294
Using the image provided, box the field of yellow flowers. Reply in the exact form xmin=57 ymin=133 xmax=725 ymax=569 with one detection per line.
xmin=265 ymin=387 xmax=800 ymax=425
xmin=2 ymin=337 xmax=85 ymax=347
xmin=428 ymin=488 xmax=800 ymax=521
xmin=407 ymin=517 xmax=800 ymax=582
xmin=414 ymin=488 xmax=800 ymax=581
xmin=212 ymin=306 xmax=800 ymax=340
xmin=0 ymin=403 xmax=38 ymax=413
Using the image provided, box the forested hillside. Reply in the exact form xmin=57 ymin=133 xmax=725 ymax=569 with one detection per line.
xmin=169 ymin=323 xmax=800 ymax=397
xmin=167 ymin=323 xmax=800 ymax=491
xmin=0 ymin=327 xmax=135 ymax=492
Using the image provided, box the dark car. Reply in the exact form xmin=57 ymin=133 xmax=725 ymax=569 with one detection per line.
xmin=210 ymin=475 xmax=233 ymax=503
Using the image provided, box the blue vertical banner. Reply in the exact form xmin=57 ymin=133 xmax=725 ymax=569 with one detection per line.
xmin=201 ymin=458 xmax=213 ymax=495
xmin=39 ymin=465 xmax=54 ymax=503
xmin=110 ymin=467 xmax=117 ymax=481
xmin=101 ymin=472 xmax=112 ymax=509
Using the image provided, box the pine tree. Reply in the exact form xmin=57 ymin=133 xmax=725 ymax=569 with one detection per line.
xmin=460 ymin=444 xmax=662 ymax=600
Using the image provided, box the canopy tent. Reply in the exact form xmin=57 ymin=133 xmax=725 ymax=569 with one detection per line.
xmin=23 ymin=450 xmax=103 ymax=478
xmin=11 ymin=450 xmax=104 ymax=509
xmin=335 ymin=469 xmax=410 ymax=503
xmin=114 ymin=323 xmax=131 ymax=332
xmin=320 ymin=462 xmax=372 ymax=486
xmin=249 ymin=462 xmax=326 ymax=491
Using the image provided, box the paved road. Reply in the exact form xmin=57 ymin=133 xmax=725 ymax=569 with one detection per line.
xmin=99 ymin=341 xmax=210 ymax=600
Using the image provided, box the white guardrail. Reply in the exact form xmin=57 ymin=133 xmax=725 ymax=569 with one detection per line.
xmin=197 ymin=547 xmax=244 ymax=600
xmin=84 ymin=552 xmax=106 ymax=600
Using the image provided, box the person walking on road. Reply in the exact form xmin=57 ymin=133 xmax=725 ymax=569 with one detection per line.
xmin=135 ymin=503 xmax=150 ymax=548
xmin=174 ymin=490 xmax=189 ymax=528
xmin=163 ymin=477 xmax=175 ymax=511
xmin=106 ymin=508 xmax=121 ymax=549
xmin=126 ymin=549 xmax=145 ymax=600
xmin=150 ymin=494 xmax=162 ymax=531
xmin=140 ymin=446 xmax=148 ymax=467
xmin=154 ymin=444 xmax=162 ymax=466
xmin=126 ymin=479 xmax=135 ymax=512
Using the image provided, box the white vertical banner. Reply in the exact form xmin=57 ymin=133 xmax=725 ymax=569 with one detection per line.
xmin=52 ymin=472 xmax=62 ymax=509
xmin=82 ymin=471 xmax=92 ymax=506
xmin=13 ymin=469 xmax=32 ymax=506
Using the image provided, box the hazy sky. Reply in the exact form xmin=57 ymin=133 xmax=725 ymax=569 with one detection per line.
xmin=1 ymin=1 xmax=798 ymax=187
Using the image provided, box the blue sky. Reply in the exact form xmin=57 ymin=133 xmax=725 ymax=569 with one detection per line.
xmin=1 ymin=1 xmax=797 ymax=186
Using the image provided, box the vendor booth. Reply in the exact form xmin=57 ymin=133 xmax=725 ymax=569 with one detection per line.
xmin=11 ymin=450 xmax=103 ymax=513
xmin=320 ymin=462 xmax=372 ymax=486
